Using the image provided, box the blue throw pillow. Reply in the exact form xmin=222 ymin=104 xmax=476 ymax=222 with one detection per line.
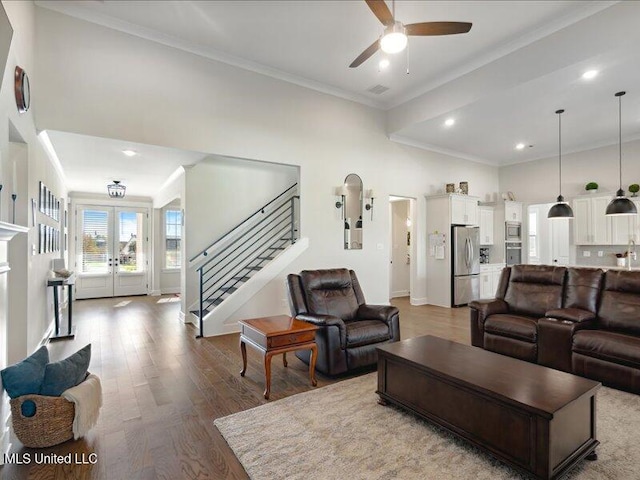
xmin=0 ymin=346 xmax=49 ymax=398
xmin=40 ymin=344 xmax=91 ymax=397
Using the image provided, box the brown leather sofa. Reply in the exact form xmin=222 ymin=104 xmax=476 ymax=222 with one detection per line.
xmin=470 ymin=264 xmax=640 ymax=394
xmin=287 ymin=268 xmax=400 ymax=376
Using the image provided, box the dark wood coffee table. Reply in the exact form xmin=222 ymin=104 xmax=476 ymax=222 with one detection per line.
xmin=239 ymin=315 xmax=318 ymax=400
xmin=377 ymin=335 xmax=600 ymax=480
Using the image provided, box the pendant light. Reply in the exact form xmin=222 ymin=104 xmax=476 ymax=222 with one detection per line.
xmin=606 ymin=91 xmax=637 ymax=216
xmin=548 ymin=109 xmax=574 ymax=219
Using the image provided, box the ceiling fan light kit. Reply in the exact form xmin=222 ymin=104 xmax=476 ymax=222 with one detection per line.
xmin=349 ymin=0 xmax=472 ymax=68
xmin=606 ymin=91 xmax=637 ymax=216
xmin=380 ymin=22 xmax=407 ymax=54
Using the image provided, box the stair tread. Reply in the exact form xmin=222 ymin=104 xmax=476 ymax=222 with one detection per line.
xmin=190 ymin=309 xmax=211 ymax=318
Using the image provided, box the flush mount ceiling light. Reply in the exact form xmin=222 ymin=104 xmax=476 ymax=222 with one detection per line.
xmin=107 ymin=180 xmax=126 ymax=198
xmin=122 ymin=149 xmax=137 ymax=157
xmin=548 ymin=109 xmax=574 ymax=219
xmin=444 ymin=118 xmax=455 ymax=127
xmin=582 ymin=70 xmax=599 ymax=80
xmin=606 ymin=91 xmax=638 ymax=216
xmin=515 ymin=143 xmax=525 ymax=150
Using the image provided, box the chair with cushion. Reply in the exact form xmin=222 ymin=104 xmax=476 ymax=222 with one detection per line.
xmin=572 ymin=270 xmax=640 ymax=392
xmin=470 ymin=265 xmax=567 ymax=363
xmin=287 ymin=268 xmax=400 ymax=376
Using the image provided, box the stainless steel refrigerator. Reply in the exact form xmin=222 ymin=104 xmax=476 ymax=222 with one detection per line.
xmin=452 ymin=225 xmax=480 ymax=307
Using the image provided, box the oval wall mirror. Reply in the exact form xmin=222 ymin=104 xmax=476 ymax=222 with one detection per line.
xmin=343 ymin=173 xmax=363 ymax=250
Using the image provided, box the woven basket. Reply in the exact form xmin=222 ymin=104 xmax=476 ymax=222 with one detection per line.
xmin=10 ymin=394 xmax=75 ymax=448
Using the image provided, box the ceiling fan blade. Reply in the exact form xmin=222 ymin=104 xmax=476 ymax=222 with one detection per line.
xmin=406 ymin=22 xmax=472 ymax=36
xmin=349 ymin=40 xmax=380 ymax=68
xmin=365 ymin=0 xmax=394 ymax=26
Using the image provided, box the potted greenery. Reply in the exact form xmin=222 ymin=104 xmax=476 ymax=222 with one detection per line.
xmin=629 ymin=184 xmax=639 ymax=197
xmin=585 ymin=182 xmax=599 ymax=194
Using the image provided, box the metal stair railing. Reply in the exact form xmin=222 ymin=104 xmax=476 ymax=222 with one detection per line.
xmin=193 ymin=183 xmax=299 ymax=338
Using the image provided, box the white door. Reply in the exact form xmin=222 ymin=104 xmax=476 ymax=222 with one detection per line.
xmin=76 ymin=206 xmax=149 ymax=299
xmin=551 ymin=219 xmax=570 ymax=266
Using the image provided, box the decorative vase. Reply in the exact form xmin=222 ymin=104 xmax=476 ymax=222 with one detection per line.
xmin=588 ymin=189 xmax=598 ymax=194
xmin=617 ymin=257 xmax=626 ymax=267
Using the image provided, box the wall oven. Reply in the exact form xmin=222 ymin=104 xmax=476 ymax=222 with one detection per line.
xmin=506 ymin=243 xmax=522 ymax=266
xmin=505 ymin=221 xmax=522 ymax=243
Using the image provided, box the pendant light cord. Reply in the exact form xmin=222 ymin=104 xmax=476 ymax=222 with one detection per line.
xmin=619 ymin=93 xmax=623 ymax=190
xmin=555 ymin=109 xmax=564 ymax=198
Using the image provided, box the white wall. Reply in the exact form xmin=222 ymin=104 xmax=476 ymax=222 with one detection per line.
xmin=0 ymin=1 xmax=67 ymax=361
xmin=33 ymin=8 xmax=499 ymax=323
xmin=500 ymin=139 xmax=640 ymax=205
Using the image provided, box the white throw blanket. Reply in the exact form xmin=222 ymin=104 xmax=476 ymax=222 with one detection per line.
xmin=61 ymin=374 xmax=103 ymax=439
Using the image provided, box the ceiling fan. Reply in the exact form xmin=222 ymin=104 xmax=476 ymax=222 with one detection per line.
xmin=350 ymin=0 xmax=472 ymax=68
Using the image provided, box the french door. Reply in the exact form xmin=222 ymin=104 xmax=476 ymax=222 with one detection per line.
xmin=75 ymin=205 xmax=149 ymax=299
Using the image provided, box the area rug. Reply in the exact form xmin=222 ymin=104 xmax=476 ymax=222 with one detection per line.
xmin=214 ymin=373 xmax=640 ymax=480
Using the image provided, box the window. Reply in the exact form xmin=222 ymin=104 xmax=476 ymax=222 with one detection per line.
xmin=165 ymin=209 xmax=182 ymax=269
xmin=528 ymin=211 xmax=538 ymax=259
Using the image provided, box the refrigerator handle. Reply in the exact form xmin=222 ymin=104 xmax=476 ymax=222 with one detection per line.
xmin=465 ymin=238 xmax=470 ymax=269
xmin=468 ymin=236 xmax=474 ymax=268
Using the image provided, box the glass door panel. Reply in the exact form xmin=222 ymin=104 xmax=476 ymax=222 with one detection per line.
xmin=76 ymin=207 xmax=114 ymax=299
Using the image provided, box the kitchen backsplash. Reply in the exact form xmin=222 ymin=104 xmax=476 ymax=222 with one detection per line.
xmin=575 ymin=245 xmax=637 ymax=267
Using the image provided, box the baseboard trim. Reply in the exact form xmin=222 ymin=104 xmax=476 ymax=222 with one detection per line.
xmin=410 ymin=296 xmax=428 ymax=306
xmin=161 ymin=287 xmax=180 ymax=295
xmin=179 ymin=310 xmax=189 ymax=324
xmin=391 ymin=290 xmax=410 ymax=298
xmin=40 ymin=320 xmax=56 ymax=346
xmin=150 ymin=289 xmax=162 ymax=296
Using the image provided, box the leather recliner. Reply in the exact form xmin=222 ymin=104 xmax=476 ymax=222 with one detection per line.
xmin=287 ymin=268 xmax=400 ymax=376
xmin=470 ymin=264 xmax=567 ymax=362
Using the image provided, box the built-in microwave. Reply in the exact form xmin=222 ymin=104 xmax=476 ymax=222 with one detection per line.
xmin=505 ymin=221 xmax=522 ymax=242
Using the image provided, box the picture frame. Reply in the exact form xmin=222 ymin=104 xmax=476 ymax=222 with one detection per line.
xmin=38 ymin=181 xmax=45 ymax=213
xmin=38 ymin=224 xmax=44 ymax=254
xmin=31 ymin=198 xmax=36 ymax=227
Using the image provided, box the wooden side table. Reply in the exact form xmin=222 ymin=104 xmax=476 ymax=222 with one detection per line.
xmin=239 ymin=315 xmax=318 ymax=399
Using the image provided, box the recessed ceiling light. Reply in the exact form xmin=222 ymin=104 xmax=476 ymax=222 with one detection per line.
xmin=378 ymin=58 xmax=390 ymax=70
xmin=582 ymin=70 xmax=599 ymax=80
xmin=444 ymin=118 xmax=455 ymax=127
xmin=515 ymin=143 xmax=526 ymax=150
xmin=122 ymin=149 xmax=137 ymax=157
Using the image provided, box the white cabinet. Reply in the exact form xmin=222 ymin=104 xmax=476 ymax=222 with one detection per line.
xmin=611 ymin=200 xmax=640 ymax=245
xmin=573 ymin=195 xmax=614 ymax=245
xmin=480 ymin=264 xmax=505 ymax=299
xmin=479 ymin=207 xmax=494 ymax=245
xmin=451 ymin=195 xmax=478 ymax=225
xmin=505 ymin=201 xmax=523 ymax=223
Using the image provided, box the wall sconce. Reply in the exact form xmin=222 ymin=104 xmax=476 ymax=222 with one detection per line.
xmin=365 ymin=189 xmax=375 ymax=220
xmin=335 ymin=186 xmax=348 ymax=219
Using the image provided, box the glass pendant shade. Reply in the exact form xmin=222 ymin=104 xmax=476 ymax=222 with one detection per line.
xmin=548 ymin=109 xmax=573 ymax=219
xmin=606 ymin=91 xmax=636 ymax=216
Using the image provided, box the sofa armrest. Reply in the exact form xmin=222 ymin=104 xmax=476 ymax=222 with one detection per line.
xmin=357 ymin=304 xmax=399 ymax=324
xmin=538 ymin=316 xmax=597 ymax=372
xmin=296 ymin=314 xmax=346 ymax=349
xmin=468 ymin=299 xmax=508 ymax=348
xmin=545 ymin=308 xmax=595 ymax=323
xmin=469 ymin=299 xmax=509 ymax=318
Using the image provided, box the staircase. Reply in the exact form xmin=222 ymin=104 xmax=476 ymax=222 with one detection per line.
xmin=189 ymin=184 xmax=299 ymax=337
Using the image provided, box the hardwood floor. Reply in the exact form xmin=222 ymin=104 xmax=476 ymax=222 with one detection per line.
xmin=1 ymin=295 xmax=470 ymax=480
